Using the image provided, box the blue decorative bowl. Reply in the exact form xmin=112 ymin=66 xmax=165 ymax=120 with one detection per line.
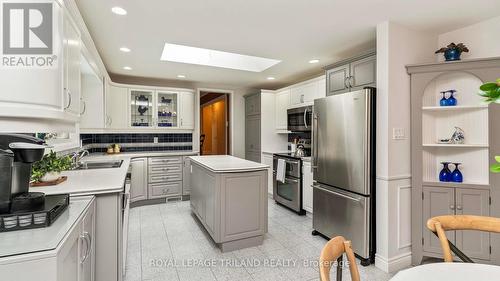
xmin=444 ymin=49 xmax=462 ymax=61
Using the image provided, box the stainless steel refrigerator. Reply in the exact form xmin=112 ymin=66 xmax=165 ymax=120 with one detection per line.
xmin=311 ymin=87 xmax=376 ymax=266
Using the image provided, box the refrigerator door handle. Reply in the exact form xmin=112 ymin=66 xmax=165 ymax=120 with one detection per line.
xmin=311 ymin=111 xmax=319 ymax=171
xmin=313 ymin=185 xmax=362 ymax=203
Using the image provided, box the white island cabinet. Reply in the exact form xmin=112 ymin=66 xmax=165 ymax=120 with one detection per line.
xmin=0 ymin=196 xmax=95 ymax=281
xmin=189 ymin=155 xmax=269 ymax=252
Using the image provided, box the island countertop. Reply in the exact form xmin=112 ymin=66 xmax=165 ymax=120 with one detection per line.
xmin=189 ymin=155 xmax=269 ymax=173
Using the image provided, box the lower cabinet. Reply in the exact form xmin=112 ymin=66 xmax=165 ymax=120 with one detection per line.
xmin=183 ymin=156 xmax=192 ymax=195
xmin=302 ymin=161 xmax=313 ymax=213
xmin=0 ymin=198 xmax=96 ymax=281
xmin=130 ymin=158 xmax=148 ymax=203
xmin=422 ymin=186 xmax=490 ymax=260
xmin=261 ymin=154 xmax=274 ymax=195
xmin=130 ymin=156 xmax=196 ymax=203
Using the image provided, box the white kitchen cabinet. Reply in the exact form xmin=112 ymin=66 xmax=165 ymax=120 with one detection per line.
xmin=183 ymin=156 xmax=192 ymax=195
xmin=106 ymin=85 xmax=128 ymax=129
xmin=63 ymin=11 xmax=81 ymax=118
xmin=0 ymin=198 xmax=95 ymax=281
xmin=289 ymin=77 xmax=326 ymax=108
xmin=302 ymin=161 xmax=313 ymax=213
xmin=130 ymin=158 xmax=148 ymax=202
xmin=180 ymin=92 xmax=195 ymax=129
xmin=275 ymin=89 xmax=290 ymax=131
xmin=80 ymin=60 xmax=104 ymax=129
xmin=261 ymin=154 xmax=274 ymax=195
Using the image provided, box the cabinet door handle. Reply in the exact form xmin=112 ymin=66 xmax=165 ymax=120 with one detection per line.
xmin=450 ymin=205 xmax=455 ymax=210
xmin=80 ymin=100 xmax=86 ymax=115
xmin=80 ymin=232 xmax=91 ymax=264
xmin=64 ymin=89 xmax=72 ymax=110
xmin=344 ymin=77 xmax=349 ymax=89
xmin=456 ymin=205 xmax=463 ymax=210
xmin=349 ymin=76 xmax=355 ymax=87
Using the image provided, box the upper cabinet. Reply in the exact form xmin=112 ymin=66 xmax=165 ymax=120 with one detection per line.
xmin=245 ymin=93 xmax=261 ymax=116
xmin=326 ymin=54 xmax=376 ymax=96
xmin=130 ymin=89 xmax=155 ymax=127
xmin=275 ymin=90 xmax=290 ymax=131
xmin=106 ymin=85 xmax=129 ymax=129
xmin=289 ymin=77 xmax=326 ymax=108
xmin=0 ymin=3 xmax=81 ymax=122
xmin=80 ymin=56 xmax=104 ymax=129
xmin=179 ymin=91 xmax=195 ymax=129
xmin=62 ymin=11 xmax=81 ymax=117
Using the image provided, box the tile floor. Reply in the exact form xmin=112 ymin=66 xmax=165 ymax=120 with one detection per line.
xmin=124 ymin=198 xmax=396 ymax=281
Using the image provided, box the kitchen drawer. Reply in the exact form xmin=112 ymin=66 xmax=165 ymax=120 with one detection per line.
xmin=148 ymin=163 xmax=182 ymax=175
xmin=148 ymin=157 xmax=182 ymax=166
xmin=149 ymin=172 xmax=183 ymax=183
xmin=149 ymin=182 xmax=182 ymax=198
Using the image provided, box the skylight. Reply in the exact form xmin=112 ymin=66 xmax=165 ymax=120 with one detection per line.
xmin=160 ymin=43 xmax=281 ymax=72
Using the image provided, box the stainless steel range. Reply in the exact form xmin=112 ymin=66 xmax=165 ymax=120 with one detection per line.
xmin=272 ymin=153 xmax=306 ymax=215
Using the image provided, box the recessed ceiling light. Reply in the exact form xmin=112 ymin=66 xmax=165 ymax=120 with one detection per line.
xmin=160 ymin=43 xmax=281 ymax=72
xmin=177 ymin=75 xmax=186 ymax=78
xmin=309 ymin=59 xmax=320 ymax=64
xmin=267 ymin=77 xmax=276 ymax=80
xmin=120 ymin=47 xmax=131 ymax=53
xmin=111 ymin=7 xmax=127 ymax=15
xmin=123 ymin=66 xmax=132 ymax=70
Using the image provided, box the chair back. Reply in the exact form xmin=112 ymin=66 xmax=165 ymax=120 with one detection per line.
xmin=319 ymin=236 xmax=360 ymax=281
xmin=427 ymin=215 xmax=500 ymax=262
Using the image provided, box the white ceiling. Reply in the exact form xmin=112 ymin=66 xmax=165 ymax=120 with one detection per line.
xmin=75 ymin=0 xmax=500 ymax=90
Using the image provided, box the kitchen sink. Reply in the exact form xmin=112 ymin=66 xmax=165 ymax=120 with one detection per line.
xmin=73 ymin=160 xmax=123 ymax=170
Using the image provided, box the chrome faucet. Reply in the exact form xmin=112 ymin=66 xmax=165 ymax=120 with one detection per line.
xmin=71 ymin=149 xmax=90 ymax=168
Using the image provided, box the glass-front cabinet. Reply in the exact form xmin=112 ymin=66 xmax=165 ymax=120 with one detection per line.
xmin=156 ymin=91 xmax=179 ymax=127
xmin=130 ymin=89 xmax=154 ymax=127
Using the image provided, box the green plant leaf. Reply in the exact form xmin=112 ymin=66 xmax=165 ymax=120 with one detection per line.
xmin=480 ymin=82 xmax=498 ymax=91
xmin=491 ymin=164 xmax=500 ymax=173
xmin=496 ymin=78 xmax=500 ymax=84
xmin=495 ymin=156 xmax=500 ymax=163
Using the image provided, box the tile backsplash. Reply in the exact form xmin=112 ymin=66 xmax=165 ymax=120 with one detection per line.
xmin=80 ymin=133 xmax=193 ymax=153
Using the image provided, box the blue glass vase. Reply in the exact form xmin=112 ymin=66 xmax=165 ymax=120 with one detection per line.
xmin=446 ymin=90 xmax=457 ymax=106
xmin=451 ymin=163 xmax=463 ymax=183
xmin=439 ymin=162 xmax=452 ymax=182
xmin=439 ymin=91 xmax=447 ymax=106
xmin=444 ymin=49 xmax=462 ymax=61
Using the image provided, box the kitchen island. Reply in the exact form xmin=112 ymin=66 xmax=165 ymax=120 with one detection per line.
xmin=189 ymin=155 xmax=269 ymax=252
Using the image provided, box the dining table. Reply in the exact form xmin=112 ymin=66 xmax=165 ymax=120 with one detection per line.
xmin=390 ymin=262 xmax=500 ymax=281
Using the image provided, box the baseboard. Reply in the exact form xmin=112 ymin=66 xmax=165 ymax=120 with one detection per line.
xmin=375 ymin=252 xmax=412 ymax=273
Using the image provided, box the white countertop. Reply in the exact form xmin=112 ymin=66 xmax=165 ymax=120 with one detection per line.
xmin=0 ymin=196 xmax=93 ymax=258
xmin=190 ymin=155 xmax=269 ymax=173
xmin=30 ymin=158 xmax=130 ymax=196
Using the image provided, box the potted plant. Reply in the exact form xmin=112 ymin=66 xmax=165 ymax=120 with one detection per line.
xmin=435 ymin=42 xmax=469 ymax=61
xmin=479 ymin=79 xmax=500 ymax=174
xmin=31 ymin=150 xmax=72 ymax=182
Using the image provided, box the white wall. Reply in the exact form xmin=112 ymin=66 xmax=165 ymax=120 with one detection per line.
xmin=375 ymin=21 xmax=436 ymax=273
xmin=438 ymin=16 xmax=500 ymax=61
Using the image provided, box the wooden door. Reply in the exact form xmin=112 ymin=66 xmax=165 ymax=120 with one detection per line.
xmin=422 ymin=186 xmax=455 ymax=254
xmin=455 ymin=188 xmax=490 ymax=260
xmin=201 ymin=97 xmax=227 ymax=155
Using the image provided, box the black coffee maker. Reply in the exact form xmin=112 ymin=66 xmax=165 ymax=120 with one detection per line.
xmin=0 ymin=134 xmax=48 ymax=214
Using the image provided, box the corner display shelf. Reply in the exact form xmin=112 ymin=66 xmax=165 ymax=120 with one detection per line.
xmin=407 ymin=57 xmax=500 ymax=266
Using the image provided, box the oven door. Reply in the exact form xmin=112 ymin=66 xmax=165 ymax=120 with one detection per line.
xmin=273 ymin=175 xmax=301 ymax=212
xmin=287 ymin=106 xmax=312 ymax=132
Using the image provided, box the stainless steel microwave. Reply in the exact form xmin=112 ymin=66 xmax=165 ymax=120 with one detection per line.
xmin=287 ymin=106 xmax=312 ymax=132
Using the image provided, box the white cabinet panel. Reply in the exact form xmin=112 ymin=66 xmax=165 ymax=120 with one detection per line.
xmin=106 ymin=85 xmax=128 ymax=129
xmin=302 ymin=161 xmax=313 ymax=213
xmin=80 ymin=72 xmax=104 ymax=129
xmin=63 ymin=11 xmax=81 ymax=117
xmin=275 ymin=90 xmax=290 ymax=131
xmin=261 ymin=154 xmax=274 ymax=195
xmin=290 ymin=81 xmax=318 ymax=106
xmin=180 ymin=92 xmax=195 ymax=129
xmin=130 ymin=158 xmax=148 ymax=202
